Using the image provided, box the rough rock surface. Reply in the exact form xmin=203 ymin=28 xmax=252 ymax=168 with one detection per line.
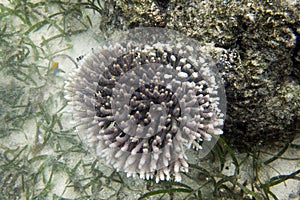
xmin=97 ymin=0 xmax=300 ymax=149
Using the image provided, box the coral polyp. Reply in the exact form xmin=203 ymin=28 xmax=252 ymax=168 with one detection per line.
xmin=65 ymin=27 xmax=226 ymax=182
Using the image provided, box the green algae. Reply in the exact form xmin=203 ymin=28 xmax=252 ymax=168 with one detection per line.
xmin=0 ymin=0 xmax=299 ymax=199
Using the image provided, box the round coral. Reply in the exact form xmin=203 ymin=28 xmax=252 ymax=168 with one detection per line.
xmin=65 ymin=27 xmax=226 ymax=182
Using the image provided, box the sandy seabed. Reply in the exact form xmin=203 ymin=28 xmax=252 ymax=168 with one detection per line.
xmin=0 ymin=1 xmax=299 ymax=199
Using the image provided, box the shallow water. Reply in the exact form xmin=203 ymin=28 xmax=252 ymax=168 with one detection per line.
xmin=0 ymin=1 xmax=299 ymax=199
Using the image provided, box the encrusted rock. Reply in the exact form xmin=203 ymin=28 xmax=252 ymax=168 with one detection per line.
xmin=96 ymin=0 xmax=300 ymax=149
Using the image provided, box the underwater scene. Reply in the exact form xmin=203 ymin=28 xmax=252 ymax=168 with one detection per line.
xmin=0 ymin=0 xmax=299 ymax=199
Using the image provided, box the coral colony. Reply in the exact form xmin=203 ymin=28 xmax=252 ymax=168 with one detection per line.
xmin=65 ymin=28 xmax=226 ymax=183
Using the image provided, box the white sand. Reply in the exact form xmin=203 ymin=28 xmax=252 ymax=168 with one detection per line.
xmin=0 ymin=1 xmax=299 ymax=199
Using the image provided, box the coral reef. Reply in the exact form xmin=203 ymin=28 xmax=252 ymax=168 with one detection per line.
xmin=96 ymin=0 xmax=300 ymax=148
xmin=65 ymin=28 xmax=226 ymax=182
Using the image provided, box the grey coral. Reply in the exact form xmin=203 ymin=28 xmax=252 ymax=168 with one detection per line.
xmin=65 ymin=27 xmax=226 ymax=182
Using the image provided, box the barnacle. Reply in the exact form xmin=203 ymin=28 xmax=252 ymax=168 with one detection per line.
xmin=65 ymin=27 xmax=226 ymax=182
